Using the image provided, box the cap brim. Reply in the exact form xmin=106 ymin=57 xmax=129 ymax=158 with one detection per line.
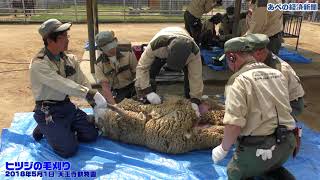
xmin=100 ymin=40 xmax=118 ymax=52
xmin=54 ymin=22 xmax=72 ymax=33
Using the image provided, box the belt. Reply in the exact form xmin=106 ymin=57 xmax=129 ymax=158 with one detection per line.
xmin=269 ymin=31 xmax=283 ymax=39
xmin=238 ymin=130 xmax=294 ymax=146
xmin=35 ymin=97 xmax=70 ymax=106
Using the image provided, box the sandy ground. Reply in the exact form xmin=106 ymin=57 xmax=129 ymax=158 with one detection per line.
xmin=0 ymin=22 xmax=319 ymax=134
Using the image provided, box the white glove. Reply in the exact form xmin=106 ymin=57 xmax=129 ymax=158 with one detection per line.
xmin=93 ymin=107 xmax=106 ymax=124
xmin=94 ymin=92 xmax=107 ymax=108
xmin=212 ymin=144 xmax=229 ymax=164
xmin=146 ymin=92 xmax=162 ymax=104
xmin=191 ymin=103 xmax=200 ymax=117
xmin=256 ymin=145 xmax=276 ymax=161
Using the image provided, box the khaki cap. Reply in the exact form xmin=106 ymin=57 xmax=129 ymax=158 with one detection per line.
xmin=38 ymin=19 xmax=72 ymax=38
xmin=95 ymin=31 xmax=118 ymax=52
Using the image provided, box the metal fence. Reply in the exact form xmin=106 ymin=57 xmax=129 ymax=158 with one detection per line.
xmin=0 ymin=0 xmax=251 ymax=23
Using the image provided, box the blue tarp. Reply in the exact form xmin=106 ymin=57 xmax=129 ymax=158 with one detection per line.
xmin=279 ymin=47 xmax=313 ymax=64
xmin=201 ymin=47 xmax=312 ymax=71
xmin=1 ymin=109 xmax=320 ymax=179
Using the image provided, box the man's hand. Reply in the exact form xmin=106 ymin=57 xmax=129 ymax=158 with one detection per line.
xmin=199 ymin=103 xmax=210 ymax=115
xmin=146 ymin=92 xmax=162 ymax=104
xmin=212 ymin=144 xmax=229 ymax=164
xmin=191 ymin=103 xmax=200 ymax=117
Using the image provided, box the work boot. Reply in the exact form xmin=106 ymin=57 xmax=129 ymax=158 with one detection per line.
xmin=32 ymin=125 xmax=43 ymax=142
xmin=262 ymin=166 xmax=296 ymax=180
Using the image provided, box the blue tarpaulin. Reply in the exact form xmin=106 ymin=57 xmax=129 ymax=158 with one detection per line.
xmin=279 ymin=47 xmax=312 ymax=64
xmin=201 ymin=47 xmax=312 ymax=71
xmin=1 ymin=109 xmax=320 ymax=179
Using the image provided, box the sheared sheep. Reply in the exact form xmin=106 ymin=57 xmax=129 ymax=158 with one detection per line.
xmin=94 ymin=95 xmax=225 ymax=154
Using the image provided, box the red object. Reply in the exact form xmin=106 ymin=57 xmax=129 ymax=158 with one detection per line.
xmin=132 ymin=44 xmax=147 ymax=61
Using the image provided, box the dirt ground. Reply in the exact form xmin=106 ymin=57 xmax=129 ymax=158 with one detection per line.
xmin=0 ymin=22 xmax=319 ymax=134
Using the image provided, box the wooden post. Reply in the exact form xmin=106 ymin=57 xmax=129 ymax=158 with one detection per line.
xmin=93 ymin=0 xmax=99 ymax=35
xmin=22 ymin=0 xmax=26 ymax=22
xmin=86 ymin=0 xmax=95 ymax=73
xmin=232 ymin=0 xmax=242 ymax=37
xmin=74 ymin=0 xmax=78 ymax=22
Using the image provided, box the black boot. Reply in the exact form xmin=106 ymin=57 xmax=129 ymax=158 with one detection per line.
xmin=262 ymin=166 xmax=296 ymax=180
xmin=32 ymin=125 xmax=43 ymax=142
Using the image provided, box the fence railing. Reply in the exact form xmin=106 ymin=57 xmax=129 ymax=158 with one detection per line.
xmin=3 ymin=0 xmax=317 ymax=23
xmin=0 ymin=0 xmax=251 ymax=23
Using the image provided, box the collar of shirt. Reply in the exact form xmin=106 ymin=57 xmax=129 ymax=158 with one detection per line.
xmin=45 ymin=48 xmax=61 ymax=62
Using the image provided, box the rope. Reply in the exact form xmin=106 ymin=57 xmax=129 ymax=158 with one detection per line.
xmin=0 ymin=69 xmax=29 ymax=73
xmin=0 ymin=61 xmax=29 ymax=64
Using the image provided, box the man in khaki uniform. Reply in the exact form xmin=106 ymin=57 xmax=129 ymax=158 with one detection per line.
xmin=199 ymin=13 xmax=223 ymax=48
xmin=30 ymin=19 xmax=107 ymax=158
xmin=211 ymin=36 xmax=296 ymax=179
xmin=245 ymin=0 xmax=283 ymax=55
xmin=246 ymin=33 xmax=305 ymax=119
xmin=184 ymin=0 xmax=217 ymax=44
xmin=219 ymin=7 xmax=248 ymax=42
xmin=94 ymin=31 xmax=137 ymax=104
xmin=135 ymin=27 xmax=205 ymax=116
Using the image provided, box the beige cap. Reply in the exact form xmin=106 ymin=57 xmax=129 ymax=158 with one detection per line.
xmin=95 ymin=31 xmax=118 ymax=52
xmin=38 ymin=19 xmax=72 ymax=38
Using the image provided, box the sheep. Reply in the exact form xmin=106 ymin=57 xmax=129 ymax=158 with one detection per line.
xmin=94 ymin=95 xmax=225 ymax=154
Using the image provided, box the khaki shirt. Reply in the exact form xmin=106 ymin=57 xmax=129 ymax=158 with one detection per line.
xmin=202 ymin=20 xmax=214 ymax=34
xmin=219 ymin=15 xmax=247 ymax=40
xmin=246 ymin=0 xmax=283 ymax=37
xmin=223 ymin=62 xmax=295 ymax=136
xmin=135 ymin=27 xmax=203 ymax=99
xmin=30 ymin=48 xmax=91 ymax=101
xmin=266 ymin=53 xmax=305 ymax=101
xmin=186 ymin=0 xmax=216 ymax=18
xmin=95 ymin=50 xmax=137 ymax=89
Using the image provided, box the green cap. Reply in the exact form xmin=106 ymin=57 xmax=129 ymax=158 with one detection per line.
xmin=244 ymin=33 xmax=270 ymax=51
xmin=38 ymin=19 xmax=72 ymax=39
xmin=224 ymin=36 xmax=254 ymax=53
xmin=95 ymin=31 xmax=118 ymax=52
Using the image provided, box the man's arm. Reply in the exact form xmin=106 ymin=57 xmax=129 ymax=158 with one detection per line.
xmin=186 ymin=52 xmax=204 ymax=100
xmin=212 ymin=77 xmax=248 ymax=163
xmin=222 ymin=124 xmax=241 ymax=150
xmin=129 ymin=51 xmax=138 ymax=74
xmin=290 ymin=97 xmax=304 ymax=118
xmin=101 ymin=81 xmax=116 ymax=105
xmin=135 ymin=45 xmax=156 ymax=95
xmin=281 ymin=61 xmax=305 ymax=117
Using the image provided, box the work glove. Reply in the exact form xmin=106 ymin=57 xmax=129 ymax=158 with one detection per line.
xmin=146 ymin=92 xmax=162 ymax=105
xmin=93 ymin=92 xmax=107 ymax=108
xmin=256 ymin=145 xmax=276 ymax=161
xmin=191 ymin=103 xmax=201 ymax=117
xmin=212 ymin=144 xmax=228 ymax=164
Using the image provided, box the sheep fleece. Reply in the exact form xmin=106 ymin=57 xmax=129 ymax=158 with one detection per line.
xmin=96 ymin=96 xmax=225 ymax=154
